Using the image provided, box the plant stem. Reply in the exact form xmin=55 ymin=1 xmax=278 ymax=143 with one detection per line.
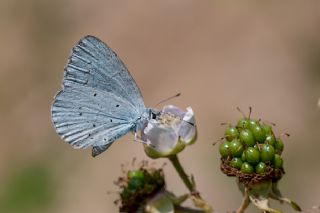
xmin=169 ymin=155 xmax=213 ymax=213
xmin=169 ymin=154 xmax=194 ymax=192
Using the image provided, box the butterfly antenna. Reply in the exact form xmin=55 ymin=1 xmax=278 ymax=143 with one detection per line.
xmin=154 ymin=93 xmax=181 ymax=108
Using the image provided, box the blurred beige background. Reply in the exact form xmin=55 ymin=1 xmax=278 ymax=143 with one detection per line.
xmin=0 ymin=0 xmax=320 ymax=212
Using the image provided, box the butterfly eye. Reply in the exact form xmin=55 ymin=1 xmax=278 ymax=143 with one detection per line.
xmin=152 ymin=113 xmax=157 ymax=119
xmin=150 ymin=111 xmax=160 ymax=119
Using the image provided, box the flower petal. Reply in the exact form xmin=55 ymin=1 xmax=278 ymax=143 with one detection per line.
xmin=162 ymin=105 xmax=185 ymax=118
xmin=143 ymin=122 xmax=179 ymax=154
xmin=178 ymin=107 xmax=197 ymax=144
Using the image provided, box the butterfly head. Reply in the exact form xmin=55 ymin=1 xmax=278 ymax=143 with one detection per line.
xmin=149 ymin=108 xmax=161 ymax=120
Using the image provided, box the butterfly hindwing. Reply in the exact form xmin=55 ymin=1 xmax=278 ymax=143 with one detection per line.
xmin=51 ymin=84 xmax=135 ymax=150
xmin=92 ymin=144 xmax=112 ymax=157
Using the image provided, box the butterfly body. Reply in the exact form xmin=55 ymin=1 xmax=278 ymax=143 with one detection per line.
xmin=51 ymin=35 xmax=151 ymax=157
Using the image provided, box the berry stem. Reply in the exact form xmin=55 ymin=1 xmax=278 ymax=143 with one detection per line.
xmin=236 ymin=188 xmax=250 ymax=213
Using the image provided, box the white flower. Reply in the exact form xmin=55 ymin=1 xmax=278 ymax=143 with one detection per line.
xmin=143 ymin=105 xmax=197 ymax=158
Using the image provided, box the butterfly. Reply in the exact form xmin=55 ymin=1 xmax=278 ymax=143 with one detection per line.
xmin=51 ymin=35 xmax=156 ymax=157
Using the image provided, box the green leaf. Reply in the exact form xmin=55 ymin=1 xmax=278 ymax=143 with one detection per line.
xmin=289 ymin=200 xmax=302 ymax=211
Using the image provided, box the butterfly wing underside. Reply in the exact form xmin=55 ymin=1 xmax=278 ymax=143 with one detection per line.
xmin=51 ymin=36 xmax=146 ymax=156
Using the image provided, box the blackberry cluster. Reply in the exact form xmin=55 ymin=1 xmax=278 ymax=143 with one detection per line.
xmin=219 ymin=115 xmax=285 ymax=185
xmin=116 ymin=168 xmax=165 ymax=212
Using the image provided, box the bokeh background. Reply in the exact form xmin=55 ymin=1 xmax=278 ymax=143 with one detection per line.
xmin=0 ymin=0 xmax=320 ymax=212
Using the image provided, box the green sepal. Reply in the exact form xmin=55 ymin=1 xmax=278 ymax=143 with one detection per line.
xmin=270 ymin=182 xmax=302 ymax=211
xmin=144 ymin=140 xmax=186 ymax=159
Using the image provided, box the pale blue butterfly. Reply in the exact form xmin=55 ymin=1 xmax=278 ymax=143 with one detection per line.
xmin=51 ymin=35 xmax=156 ymax=157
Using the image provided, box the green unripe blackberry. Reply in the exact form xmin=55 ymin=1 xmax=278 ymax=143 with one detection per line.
xmin=220 ymin=109 xmax=287 ymax=177
xmin=274 ymin=154 xmax=283 ymax=169
xmin=229 ymin=139 xmax=244 ymax=158
xmin=117 ymin=166 xmax=166 ymax=213
xmin=260 ymin=144 xmax=275 ymax=162
xmin=121 ymin=187 xmax=132 ymax=199
xmin=251 ymin=124 xmax=266 ymax=143
xmin=248 ymin=119 xmax=258 ymax=128
xmin=239 ymin=129 xmax=255 ymax=147
xmin=241 ymin=162 xmax=254 ymax=174
xmin=241 ymin=151 xmax=246 ymax=161
xmin=127 ymin=176 xmax=144 ymax=190
xmin=245 ymin=147 xmax=260 ymax=165
xmin=237 ymin=118 xmax=250 ymax=129
xmin=274 ymin=138 xmax=284 ymax=154
xmin=128 ymin=170 xmax=144 ymax=180
xmin=255 ymin=162 xmax=267 ymax=174
xmin=218 ymin=109 xmax=298 ymax=213
xmin=230 ymin=158 xmax=243 ymax=169
xmin=219 ymin=141 xmax=231 ymax=158
xmin=225 ymin=126 xmax=239 ymax=141
xmin=265 ymin=134 xmax=276 ymax=146
xmin=261 ymin=124 xmax=273 ymax=135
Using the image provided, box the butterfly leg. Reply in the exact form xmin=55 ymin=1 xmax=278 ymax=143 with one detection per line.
xmin=134 ymin=132 xmax=155 ymax=148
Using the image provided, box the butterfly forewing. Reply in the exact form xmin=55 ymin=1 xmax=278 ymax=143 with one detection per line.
xmin=64 ymin=35 xmax=145 ymax=112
